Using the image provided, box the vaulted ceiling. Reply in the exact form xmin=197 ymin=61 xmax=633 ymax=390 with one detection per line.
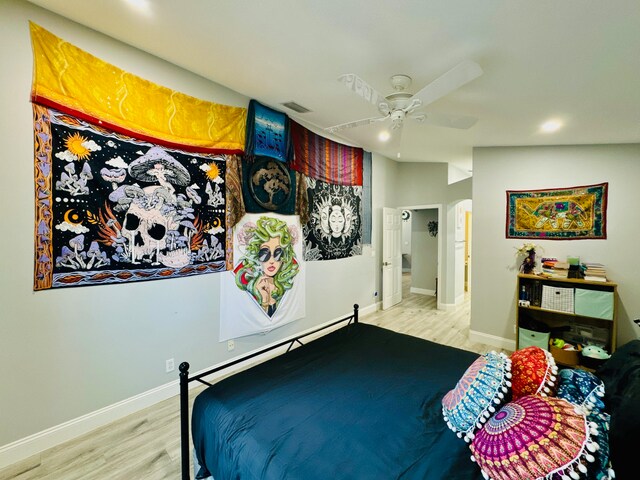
xmin=28 ymin=0 xmax=640 ymax=174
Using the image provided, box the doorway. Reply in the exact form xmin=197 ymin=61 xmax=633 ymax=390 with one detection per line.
xmin=396 ymin=205 xmax=442 ymax=311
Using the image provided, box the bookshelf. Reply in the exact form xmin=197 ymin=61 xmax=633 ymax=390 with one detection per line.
xmin=516 ymin=274 xmax=617 ymax=369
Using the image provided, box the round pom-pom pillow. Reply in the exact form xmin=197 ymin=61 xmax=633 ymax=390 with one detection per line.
xmin=556 ymin=369 xmax=605 ymax=414
xmin=442 ymin=351 xmax=511 ymax=442
xmin=510 ymin=346 xmax=558 ymax=400
xmin=470 ymin=395 xmax=600 ymax=480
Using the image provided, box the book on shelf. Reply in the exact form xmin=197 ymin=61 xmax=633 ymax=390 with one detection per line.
xmin=584 ymin=275 xmax=608 ymax=283
xmin=583 ymin=262 xmax=607 ymax=281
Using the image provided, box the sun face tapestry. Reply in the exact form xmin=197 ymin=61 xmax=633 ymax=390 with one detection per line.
xmin=506 ymin=183 xmax=608 ymax=240
xmin=304 ymin=177 xmax=362 ymax=261
xmin=34 ymin=106 xmax=231 ymax=290
xmin=220 ymin=213 xmax=305 ymax=341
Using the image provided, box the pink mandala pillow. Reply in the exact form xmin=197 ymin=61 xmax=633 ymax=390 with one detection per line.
xmin=510 ymin=346 xmax=558 ymax=400
xmin=470 ymin=395 xmax=600 ymax=480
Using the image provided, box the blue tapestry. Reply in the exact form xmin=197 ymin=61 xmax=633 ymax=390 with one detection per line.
xmin=244 ymin=100 xmax=289 ymax=162
xmin=362 ymin=151 xmax=372 ymax=244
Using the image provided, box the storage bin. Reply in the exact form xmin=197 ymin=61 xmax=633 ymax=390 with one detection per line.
xmin=574 ymin=288 xmax=614 ymax=320
xmin=541 ymin=285 xmax=574 ymax=313
xmin=518 ymin=328 xmax=550 ymax=351
xmin=550 ymin=345 xmax=579 ymax=366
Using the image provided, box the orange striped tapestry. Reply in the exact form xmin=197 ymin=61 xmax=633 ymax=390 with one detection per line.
xmin=289 ymin=121 xmax=363 ymax=186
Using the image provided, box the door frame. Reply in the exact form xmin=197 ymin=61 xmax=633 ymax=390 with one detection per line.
xmin=399 ymin=203 xmax=443 ymax=310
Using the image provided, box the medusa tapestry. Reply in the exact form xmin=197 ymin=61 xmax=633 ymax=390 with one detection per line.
xmin=304 ymin=177 xmax=362 ymax=261
xmin=220 ymin=213 xmax=305 ymax=341
xmin=33 ymin=106 xmax=230 ymax=289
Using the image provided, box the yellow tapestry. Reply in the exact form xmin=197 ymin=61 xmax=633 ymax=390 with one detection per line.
xmin=30 ymin=23 xmax=246 ymax=153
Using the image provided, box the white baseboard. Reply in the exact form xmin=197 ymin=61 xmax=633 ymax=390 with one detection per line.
xmin=0 ymin=304 xmax=376 ymax=470
xmin=469 ymin=330 xmax=516 ymax=352
xmin=359 ymin=302 xmax=379 ymax=316
xmin=0 ymin=377 xmax=182 ymax=469
xmin=437 ymin=302 xmax=457 ymax=311
xmin=410 ymin=287 xmax=436 ymax=296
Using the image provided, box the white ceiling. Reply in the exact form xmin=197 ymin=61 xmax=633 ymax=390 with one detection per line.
xmin=27 ymin=0 xmax=640 ymax=173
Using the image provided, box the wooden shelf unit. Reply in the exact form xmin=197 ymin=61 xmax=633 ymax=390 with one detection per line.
xmin=515 ymin=274 xmax=617 ymax=369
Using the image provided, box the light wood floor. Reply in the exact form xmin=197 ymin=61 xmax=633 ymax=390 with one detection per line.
xmin=1 ymin=274 xmax=507 ymax=479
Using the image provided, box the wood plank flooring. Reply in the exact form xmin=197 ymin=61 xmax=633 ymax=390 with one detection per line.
xmin=1 ymin=274 xmax=507 ymax=479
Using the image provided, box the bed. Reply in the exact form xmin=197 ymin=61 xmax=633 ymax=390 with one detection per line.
xmin=179 ymin=305 xmax=484 ymax=480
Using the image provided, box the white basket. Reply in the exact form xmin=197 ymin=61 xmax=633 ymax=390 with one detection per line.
xmin=541 ymin=285 xmax=574 ymax=314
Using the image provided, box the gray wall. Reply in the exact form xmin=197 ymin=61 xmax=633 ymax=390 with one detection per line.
xmin=472 ymin=144 xmax=640 ymax=346
xmin=410 ymin=209 xmax=438 ymax=292
xmin=393 ymin=162 xmax=449 ymax=207
xmin=0 ymin=0 xmax=389 ymax=447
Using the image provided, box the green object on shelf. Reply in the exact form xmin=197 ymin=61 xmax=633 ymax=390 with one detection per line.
xmin=574 ymin=288 xmax=614 ymax=320
xmin=518 ymin=328 xmax=550 ymax=350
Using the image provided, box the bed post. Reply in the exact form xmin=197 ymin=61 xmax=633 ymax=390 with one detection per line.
xmin=179 ymin=362 xmax=190 ymax=480
xmin=353 ymin=304 xmax=359 ymax=323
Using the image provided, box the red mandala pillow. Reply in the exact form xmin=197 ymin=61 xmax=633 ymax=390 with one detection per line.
xmin=510 ymin=346 xmax=558 ymax=400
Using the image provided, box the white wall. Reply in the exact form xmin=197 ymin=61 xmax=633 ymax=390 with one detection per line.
xmin=0 ymin=0 xmax=388 ymax=453
xmin=471 ymin=144 xmax=640 ymax=347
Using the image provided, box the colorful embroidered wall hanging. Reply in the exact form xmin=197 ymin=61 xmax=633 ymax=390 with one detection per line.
xmin=220 ymin=214 xmax=305 ymax=341
xmin=244 ymin=100 xmax=289 ymax=161
xmin=33 ymin=106 xmax=230 ymax=290
xmin=304 ymin=177 xmax=362 ymax=261
xmin=30 ymin=23 xmax=246 ymax=153
xmin=506 ymin=182 xmax=608 ymax=239
xmin=290 ymin=121 xmax=363 ymax=186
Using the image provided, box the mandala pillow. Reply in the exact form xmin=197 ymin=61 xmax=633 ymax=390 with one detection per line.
xmin=470 ymin=395 xmax=600 ymax=480
xmin=442 ymin=352 xmax=511 ymax=442
xmin=556 ymin=369 xmax=605 ymax=414
xmin=510 ymin=346 xmax=558 ymax=400
xmin=586 ymin=411 xmax=615 ymax=480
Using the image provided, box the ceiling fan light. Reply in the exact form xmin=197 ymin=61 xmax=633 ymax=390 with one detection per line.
xmin=378 ymin=130 xmax=391 ymax=142
xmin=540 ymin=119 xmax=563 ymax=133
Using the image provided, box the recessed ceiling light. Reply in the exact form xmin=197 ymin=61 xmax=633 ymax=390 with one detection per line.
xmin=396 ymin=152 xmax=401 ymax=159
xmin=122 ymin=0 xmax=152 ymax=15
xmin=378 ymin=130 xmax=390 ymax=142
xmin=540 ymin=119 xmax=563 ymax=133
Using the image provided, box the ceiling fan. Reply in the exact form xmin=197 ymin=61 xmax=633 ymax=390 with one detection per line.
xmin=325 ymin=60 xmax=483 ymax=134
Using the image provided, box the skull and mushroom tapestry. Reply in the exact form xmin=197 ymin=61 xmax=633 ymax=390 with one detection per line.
xmin=31 ymin=23 xmax=246 ymax=289
xmin=506 ymin=183 xmax=608 ymax=240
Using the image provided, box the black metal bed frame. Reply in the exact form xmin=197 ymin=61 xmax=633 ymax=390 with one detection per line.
xmin=178 ymin=304 xmax=359 ymax=480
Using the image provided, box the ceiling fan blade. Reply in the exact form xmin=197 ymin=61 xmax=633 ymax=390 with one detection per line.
xmin=412 ymin=111 xmax=478 ymax=129
xmin=412 ymin=60 xmax=483 ymax=107
xmin=338 ymin=73 xmax=385 ymax=107
xmin=325 ymin=115 xmax=389 ymax=133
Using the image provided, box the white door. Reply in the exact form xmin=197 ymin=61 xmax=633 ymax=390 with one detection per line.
xmin=382 ymin=207 xmax=402 ymax=310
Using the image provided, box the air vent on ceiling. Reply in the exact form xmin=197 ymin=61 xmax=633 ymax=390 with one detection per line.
xmin=281 ymin=101 xmax=311 ymax=113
